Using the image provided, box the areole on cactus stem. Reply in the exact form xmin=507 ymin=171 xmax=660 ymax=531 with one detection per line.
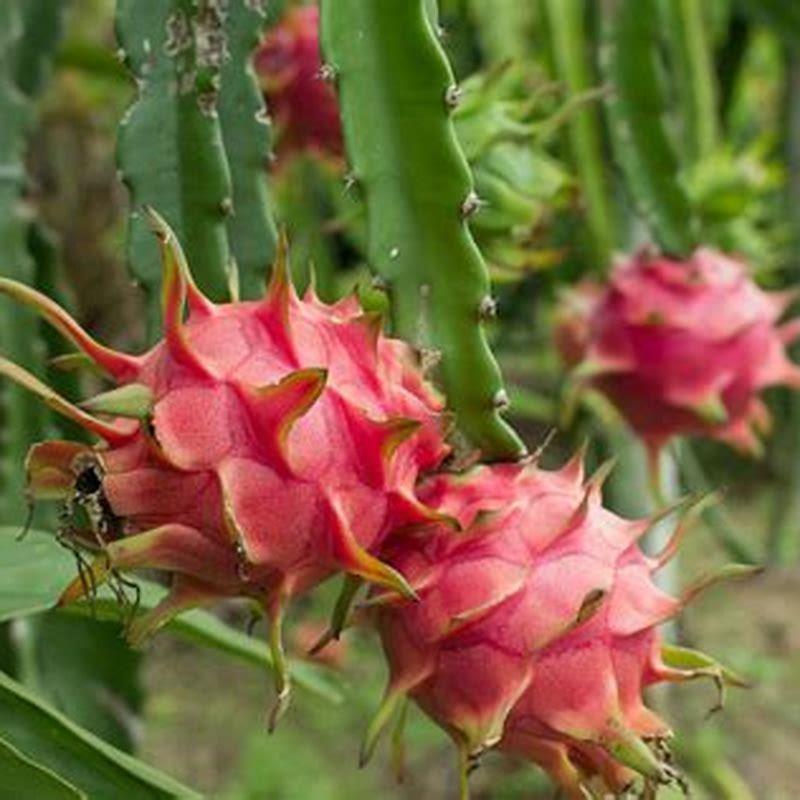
xmin=0 ymin=207 xmax=451 ymax=729
xmin=361 ymin=449 xmax=755 ymax=799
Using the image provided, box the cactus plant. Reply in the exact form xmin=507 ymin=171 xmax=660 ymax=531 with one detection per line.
xmin=320 ymin=0 xmax=525 ymax=460
xmin=218 ymin=0 xmax=278 ymax=301
xmin=116 ymin=0 xmax=234 ymax=333
xmin=0 ymin=2 xmax=45 ymax=523
xmin=544 ymin=0 xmax=615 ymax=267
xmin=600 ymin=0 xmax=697 ymax=255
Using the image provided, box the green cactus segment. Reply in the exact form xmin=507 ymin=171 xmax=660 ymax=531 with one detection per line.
xmin=116 ymin=0 xmax=233 ymax=334
xmin=466 ymin=0 xmax=533 ymax=63
xmin=601 ymin=0 xmax=697 ymax=257
xmin=12 ymin=0 xmax=65 ymax=98
xmin=29 ymin=227 xmax=83 ymax=443
xmin=659 ymin=0 xmax=719 ymax=163
xmin=0 ymin=2 xmax=44 ymax=523
xmin=736 ymin=0 xmax=800 ymax=45
xmin=545 ymin=0 xmax=614 ymax=268
xmin=320 ymin=0 xmax=525 ymax=460
xmin=218 ymin=0 xmax=278 ymax=301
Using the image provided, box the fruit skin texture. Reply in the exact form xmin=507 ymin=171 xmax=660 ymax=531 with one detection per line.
xmin=556 ymin=248 xmax=800 ymax=456
xmin=3 ymin=214 xmax=448 ymax=652
xmin=371 ymin=457 xmax=732 ymax=798
xmin=255 ymin=5 xmax=343 ymax=160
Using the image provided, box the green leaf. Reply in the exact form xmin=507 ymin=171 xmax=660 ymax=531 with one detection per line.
xmin=0 ymin=736 xmax=84 ymax=799
xmin=0 ymin=528 xmax=343 ymax=704
xmin=0 ymin=670 xmax=198 ymax=798
xmin=64 ymin=583 xmax=344 ymax=706
xmin=27 ymin=614 xmax=143 ymax=752
xmin=0 ymin=529 xmax=77 ymax=622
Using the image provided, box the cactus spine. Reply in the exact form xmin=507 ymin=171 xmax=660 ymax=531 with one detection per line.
xmin=218 ymin=0 xmax=278 ymax=301
xmin=320 ymin=0 xmax=525 ymax=460
xmin=116 ymin=0 xmax=234 ymax=333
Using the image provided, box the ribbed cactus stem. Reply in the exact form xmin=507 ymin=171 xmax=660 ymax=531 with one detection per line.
xmin=12 ymin=0 xmax=65 ymax=98
xmin=466 ymin=0 xmax=533 ymax=63
xmin=116 ymin=0 xmax=234 ymax=335
xmin=320 ymin=0 xmax=525 ymax=460
xmin=545 ymin=0 xmax=614 ymax=268
xmin=660 ymin=0 xmax=720 ymax=163
xmin=218 ymin=0 xmax=278 ymax=300
xmin=0 ymin=2 xmax=45 ymax=522
xmin=600 ymin=0 xmax=697 ymax=256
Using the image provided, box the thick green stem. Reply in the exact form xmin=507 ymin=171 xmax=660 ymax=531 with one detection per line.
xmin=116 ymin=0 xmax=234 ymax=336
xmin=660 ymin=0 xmax=720 ymax=163
xmin=218 ymin=0 xmax=278 ymax=300
xmin=466 ymin=0 xmax=533 ymax=64
xmin=768 ymin=49 xmax=800 ymax=565
xmin=11 ymin=0 xmax=65 ymax=98
xmin=600 ymin=0 xmax=697 ymax=255
xmin=545 ymin=0 xmax=615 ymax=268
xmin=0 ymin=2 xmax=44 ymax=523
xmin=320 ymin=0 xmax=525 ymax=460
xmin=736 ymin=1 xmax=800 ymax=44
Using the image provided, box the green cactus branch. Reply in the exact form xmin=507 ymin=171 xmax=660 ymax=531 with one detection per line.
xmin=466 ymin=0 xmax=533 ymax=64
xmin=116 ymin=0 xmax=234 ymax=336
xmin=659 ymin=0 xmax=720 ymax=164
xmin=12 ymin=0 xmax=65 ymax=98
xmin=600 ymin=0 xmax=697 ymax=256
xmin=0 ymin=2 xmax=45 ymax=523
xmin=320 ymin=0 xmax=526 ymax=460
xmin=218 ymin=0 xmax=278 ymax=301
xmin=544 ymin=0 xmax=615 ymax=268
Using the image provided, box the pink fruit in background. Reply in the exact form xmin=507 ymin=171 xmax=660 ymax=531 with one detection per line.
xmin=555 ymin=248 xmax=800 ymax=457
xmin=553 ymin=280 xmax=603 ymax=368
xmin=255 ymin=5 xmax=343 ymax=161
xmin=0 ymin=208 xmax=447 ymax=726
xmin=365 ymin=455 xmax=749 ymax=798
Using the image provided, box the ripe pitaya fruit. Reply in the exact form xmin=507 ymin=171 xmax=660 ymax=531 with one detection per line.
xmin=0 ymin=209 xmax=447 ymax=726
xmin=255 ymin=5 xmax=343 ymax=161
xmin=556 ymin=248 xmax=800 ymax=457
xmin=364 ymin=454 xmax=750 ymax=798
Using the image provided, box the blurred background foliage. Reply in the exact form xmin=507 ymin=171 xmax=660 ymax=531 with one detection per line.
xmin=0 ymin=0 xmax=799 ymax=797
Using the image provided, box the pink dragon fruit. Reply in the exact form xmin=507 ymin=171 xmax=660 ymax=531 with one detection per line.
xmin=0 ymin=208 xmax=447 ymax=725
xmin=365 ymin=454 xmax=749 ymax=798
xmin=556 ymin=248 xmax=800 ymax=457
xmin=255 ymin=5 xmax=343 ymax=161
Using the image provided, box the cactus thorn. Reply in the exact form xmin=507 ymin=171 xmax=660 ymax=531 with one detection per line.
xmin=317 ymin=62 xmax=337 ymax=82
xmin=492 ymin=389 xmax=510 ymax=411
xmin=460 ymin=191 xmax=484 ymax=218
xmin=444 ymin=84 xmax=462 ymax=109
xmin=477 ymin=295 xmax=497 ymax=320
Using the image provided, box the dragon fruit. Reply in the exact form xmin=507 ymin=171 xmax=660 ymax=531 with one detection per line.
xmin=255 ymin=5 xmax=343 ymax=161
xmin=556 ymin=248 xmax=800 ymax=457
xmin=365 ymin=454 xmax=749 ymax=798
xmin=0 ymin=208 xmax=447 ymax=725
